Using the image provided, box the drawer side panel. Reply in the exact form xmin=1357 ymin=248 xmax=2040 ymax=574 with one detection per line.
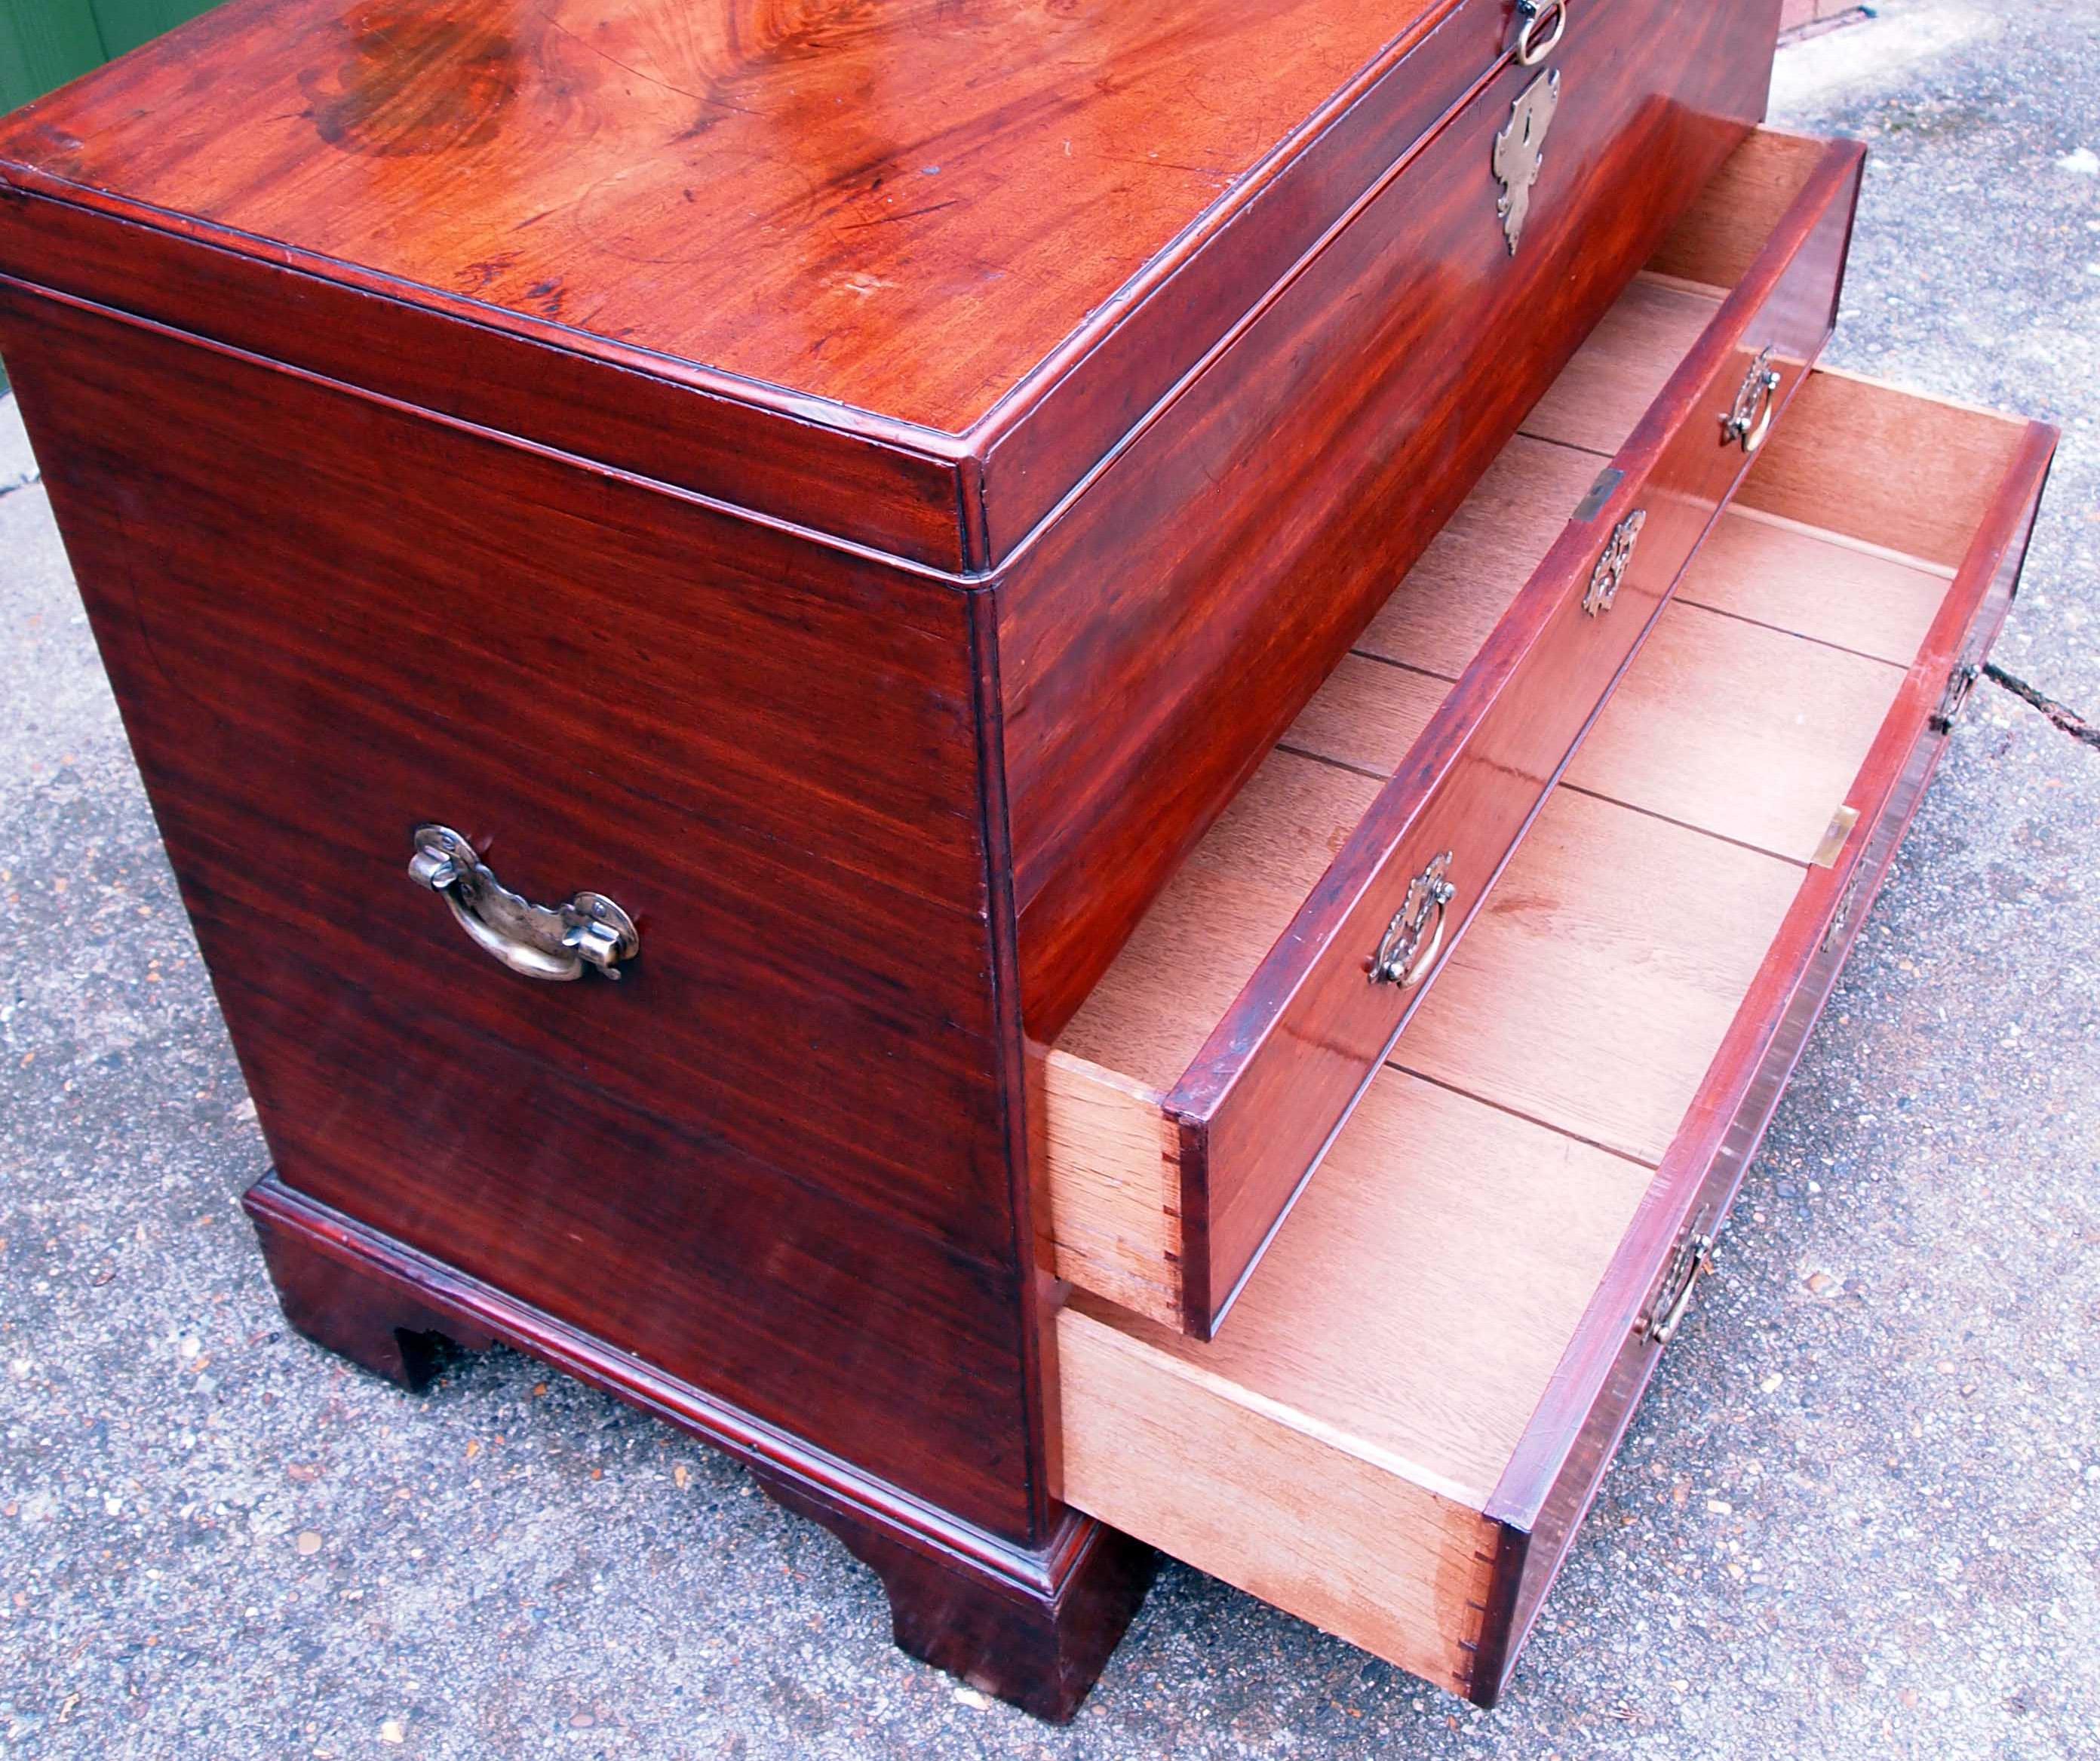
xmin=1056 ymin=1305 xmax=1503 ymax=1698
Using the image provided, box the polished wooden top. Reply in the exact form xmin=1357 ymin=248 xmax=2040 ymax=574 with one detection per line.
xmin=0 ymin=0 xmax=1454 ymax=435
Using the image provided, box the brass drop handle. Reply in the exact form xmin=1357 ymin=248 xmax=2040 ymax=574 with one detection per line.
xmin=1642 ymin=1229 xmax=1717 ymax=1346
xmin=1722 ymin=345 xmax=1784 ymax=453
xmin=1370 ymin=852 xmax=1457 ymax=988
xmin=1515 ymin=0 xmax=1570 ymax=65
xmin=407 ymin=824 xmax=638 ymax=982
xmin=1822 ymin=864 xmax=1866 ymax=954
xmin=1930 ymin=659 xmax=1982 ymax=734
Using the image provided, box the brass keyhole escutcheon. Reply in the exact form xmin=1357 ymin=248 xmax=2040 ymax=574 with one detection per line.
xmin=1492 ymin=69 xmax=1561 ymax=254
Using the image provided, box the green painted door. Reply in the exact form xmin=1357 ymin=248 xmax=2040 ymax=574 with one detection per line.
xmin=2 ymin=0 xmax=220 ymax=115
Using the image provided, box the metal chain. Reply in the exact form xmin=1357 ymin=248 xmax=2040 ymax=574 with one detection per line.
xmin=1983 ymin=662 xmax=2100 ymax=751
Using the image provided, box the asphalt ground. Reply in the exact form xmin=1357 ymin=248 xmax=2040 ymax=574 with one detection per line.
xmin=2 ymin=1 xmax=2096 ymax=1753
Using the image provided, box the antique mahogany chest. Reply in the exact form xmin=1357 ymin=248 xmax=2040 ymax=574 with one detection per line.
xmin=0 ymin=0 xmax=2055 ymax=1720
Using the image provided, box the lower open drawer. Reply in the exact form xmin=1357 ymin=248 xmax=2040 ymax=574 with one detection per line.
xmin=1054 ymin=367 xmax=2055 ymax=1704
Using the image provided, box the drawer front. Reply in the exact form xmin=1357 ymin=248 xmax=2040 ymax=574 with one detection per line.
xmin=1002 ymin=0 xmax=1779 ymax=1042
xmin=1177 ymin=137 xmax=1863 ymax=1334
xmin=1 ymin=282 xmax=1048 ymax=1538
xmin=1474 ymin=383 xmax=2056 ymax=1702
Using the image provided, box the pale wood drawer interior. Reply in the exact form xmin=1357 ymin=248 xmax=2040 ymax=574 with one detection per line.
xmin=1044 ymin=128 xmax=1853 ymax=1332
xmin=1048 ymin=275 xmax=1727 ymax=1077
xmin=1054 ymin=367 xmax=2040 ymax=1698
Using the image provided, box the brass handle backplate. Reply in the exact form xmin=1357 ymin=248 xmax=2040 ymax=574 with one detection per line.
xmin=1515 ymin=0 xmax=1570 ymax=65
xmin=1721 ymin=345 xmax=1784 ymax=453
xmin=1584 ymin=507 xmax=1647 ymax=616
xmin=408 ymin=824 xmax=638 ymax=982
xmin=1371 ymin=852 xmax=1457 ymax=988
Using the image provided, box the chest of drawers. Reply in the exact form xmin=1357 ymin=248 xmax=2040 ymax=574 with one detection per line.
xmin=0 ymin=0 xmax=2053 ymax=1722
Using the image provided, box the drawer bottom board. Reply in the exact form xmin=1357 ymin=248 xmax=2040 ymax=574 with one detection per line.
xmin=1054 ymin=367 xmax=2055 ymax=1703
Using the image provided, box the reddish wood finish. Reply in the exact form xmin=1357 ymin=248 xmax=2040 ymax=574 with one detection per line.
xmin=972 ymin=0 xmax=1523 ymax=558
xmin=0 ymin=278 xmax=1051 ymax=1537
xmin=1181 ymin=136 xmax=1861 ymax=1332
xmin=1471 ymin=416 xmax=2056 ymax=1706
xmin=251 ymin=1184 xmax=500 ymax=1391
xmin=0 ymin=0 xmax=1558 ymax=569
xmin=0 ymin=0 xmax=1448 ymax=434
xmin=0 ymin=183 xmax=974 ymax=567
xmin=0 ymin=2 xmax=1773 ymax=563
xmin=1002 ymin=0 xmax=1781 ymax=1043
xmin=0 ymin=0 xmax=1798 ymax=1719
xmin=1051 ymin=131 xmax=1857 ymax=1337
xmin=248 ymin=1175 xmax=1154 ymax=1724
xmin=754 ymin=1480 xmax=1156 ymax=1724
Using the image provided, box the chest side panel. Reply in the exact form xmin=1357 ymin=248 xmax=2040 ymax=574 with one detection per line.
xmin=0 ymin=282 xmax=1040 ymax=1537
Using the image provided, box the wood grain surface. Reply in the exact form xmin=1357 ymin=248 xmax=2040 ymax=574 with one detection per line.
xmin=0 ymin=0 xmax=1574 ymax=568
xmin=1056 ymin=757 xmax=1386 ymax=1095
xmin=1171 ymin=128 xmax=1856 ymax=1330
xmin=1564 ymin=598 xmax=1911 ymax=862
xmin=1389 ymin=788 xmax=1806 ymax=1163
xmin=1041 ymin=127 xmax=1854 ymax=1335
xmin=1675 ymin=506 xmax=1955 ymax=662
xmin=1058 ymin=1292 xmax=1505 ymax=1699
xmin=249 ymin=1173 xmax=1158 ymax=1725
xmin=1730 ymin=364 xmax=2030 ymax=568
xmin=1478 ymin=392 xmax=2056 ymax=1704
xmin=1058 ymin=375 xmax=2055 ymax=1706
xmin=1353 ymin=438 xmax=1609 ymax=680
xmin=0 ymin=278 xmax=1048 ymax=1540
xmin=0 ymin=0 xmax=1450 ymax=433
xmin=1069 ymin=1072 xmax=1650 ymax=1504
xmin=1517 ymin=275 xmax=1727 ymax=453
xmin=1002 ymin=1 xmax=1777 ymax=1044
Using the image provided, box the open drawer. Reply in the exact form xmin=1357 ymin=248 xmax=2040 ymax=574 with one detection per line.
xmin=1055 ymin=367 xmax=2056 ymax=1704
xmin=1044 ymin=128 xmax=1865 ymax=1336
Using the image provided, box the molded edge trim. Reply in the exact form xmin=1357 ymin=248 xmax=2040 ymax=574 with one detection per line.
xmin=0 ymin=0 xmax=1543 ymax=571
xmin=243 ymin=1171 xmax=1090 ymax=1597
